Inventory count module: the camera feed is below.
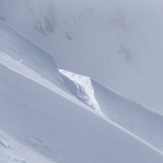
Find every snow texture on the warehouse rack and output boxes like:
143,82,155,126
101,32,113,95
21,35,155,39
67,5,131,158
0,3,163,163
2,0,163,114
59,69,163,154
59,69,101,113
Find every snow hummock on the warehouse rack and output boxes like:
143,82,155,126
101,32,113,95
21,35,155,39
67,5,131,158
59,69,101,113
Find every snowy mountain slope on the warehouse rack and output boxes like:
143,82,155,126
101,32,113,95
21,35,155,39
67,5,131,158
0,20,65,90
0,64,163,163
0,17,163,163
1,0,163,113
92,79,163,152
0,20,89,109
60,69,163,153
59,69,101,113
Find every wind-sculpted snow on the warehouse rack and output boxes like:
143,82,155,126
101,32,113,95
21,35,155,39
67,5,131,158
0,131,55,163
0,22,163,162
0,20,64,89
1,64,163,163
0,0,55,36
60,69,163,154
92,79,163,153
59,69,101,113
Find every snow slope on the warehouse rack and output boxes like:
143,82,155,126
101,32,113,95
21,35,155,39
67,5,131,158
60,69,163,153
0,131,55,163
0,61,163,163
92,79,163,152
0,20,66,90
0,20,89,107
0,17,163,163
1,0,163,114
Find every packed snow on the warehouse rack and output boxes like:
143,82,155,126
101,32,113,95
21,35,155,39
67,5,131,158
59,69,101,113
1,63,163,163
59,69,163,154
0,1,163,163
1,0,163,114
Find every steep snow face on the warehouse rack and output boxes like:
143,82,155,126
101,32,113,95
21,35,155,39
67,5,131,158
1,64,163,163
1,0,163,114
92,79,163,153
0,21,65,90
0,21,89,107
0,51,91,108
59,69,101,113
0,16,163,163
0,52,66,99
60,69,163,153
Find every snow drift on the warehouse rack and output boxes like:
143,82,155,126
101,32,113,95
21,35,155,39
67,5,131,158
60,69,163,153
59,69,101,113
0,8,163,163
1,64,163,163
1,0,163,114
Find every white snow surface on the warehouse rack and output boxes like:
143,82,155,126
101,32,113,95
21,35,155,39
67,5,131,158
0,20,64,89
59,69,163,153
1,0,163,114
59,69,101,113
0,131,55,163
0,8,163,163
0,21,90,109
1,63,163,163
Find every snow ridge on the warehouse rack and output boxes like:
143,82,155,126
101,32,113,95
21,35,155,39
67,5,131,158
59,69,101,113
0,51,90,110
0,20,64,89
0,16,163,162
59,69,163,154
